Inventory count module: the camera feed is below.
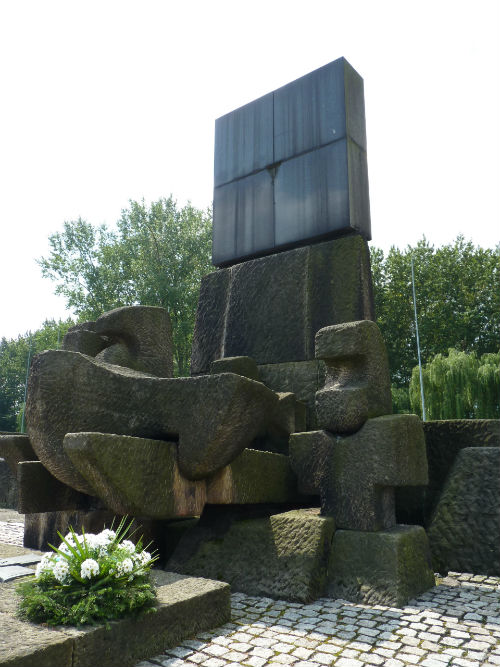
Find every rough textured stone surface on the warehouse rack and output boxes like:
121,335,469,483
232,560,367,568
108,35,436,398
0,570,230,667
258,360,326,430
0,434,37,475
315,320,392,434
23,509,119,551
17,461,92,514
191,235,374,374
253,392,307,455
63,433,302,519
289,415,429,530
26,350,278,492
0,459,17,509
327,525,435,607
63,305,174,378
427,447,500,576
168,508,335,602
210,356,260,380
396,418,500,526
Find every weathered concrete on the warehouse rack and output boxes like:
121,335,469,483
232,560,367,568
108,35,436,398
191,235,374,374
168,508,335,602
17,461,92,514
63,433,302,519
396,418,500,526
427,447,500,576
0,435,37,476
315,320,392,434
0,568,230,667
26,350,279,493
0,459,17,509
257,360,326,430
289,415,429,530
63,305,174,378
210,356,260,380
327,525,435,607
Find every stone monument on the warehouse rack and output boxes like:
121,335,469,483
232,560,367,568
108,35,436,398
0,57,437,606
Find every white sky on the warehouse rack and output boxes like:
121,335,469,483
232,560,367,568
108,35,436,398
1,0,499,340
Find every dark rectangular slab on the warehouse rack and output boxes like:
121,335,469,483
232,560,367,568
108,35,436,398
212,57,370,266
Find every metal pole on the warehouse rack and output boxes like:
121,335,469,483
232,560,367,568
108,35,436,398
20,335,32,433
411,256,426,421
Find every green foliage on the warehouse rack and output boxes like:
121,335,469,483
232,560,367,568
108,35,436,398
409,348,500,419
38,197,212,376
391,385,411,414
17,518,158,627
0,319,74,432
17,576,156,627
370,236,500,387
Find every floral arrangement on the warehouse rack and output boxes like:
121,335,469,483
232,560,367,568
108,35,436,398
17,518,158,626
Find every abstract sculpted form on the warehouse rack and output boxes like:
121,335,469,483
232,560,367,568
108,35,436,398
0,58,444,607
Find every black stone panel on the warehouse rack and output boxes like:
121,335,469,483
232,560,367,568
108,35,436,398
212,58,371,267
273,57,366,162
274,141,350,248
213,170,274,267
214,92,273,187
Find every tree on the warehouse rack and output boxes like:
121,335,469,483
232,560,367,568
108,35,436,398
370,236,500,388
409,348,500,419
0,319,74,432
38,197,213,376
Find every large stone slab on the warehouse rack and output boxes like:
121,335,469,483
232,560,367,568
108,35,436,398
191,235,374,374
26,350,278,493
396,418,500,526
168,508,335,602
289,415,429,530
63,433,302,519
17,461,92,514
315,320,392,434
213,57,370,266
427,447,500,576
62,305,174,378
327,525,435,607
0,569,230,667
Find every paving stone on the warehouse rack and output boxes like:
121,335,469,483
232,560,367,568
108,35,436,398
245,656,267,667
335,659,363,667
311,652,335,664
359,654,385,665
273,655,299,665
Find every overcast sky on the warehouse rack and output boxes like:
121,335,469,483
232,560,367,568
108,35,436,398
1,0,498,340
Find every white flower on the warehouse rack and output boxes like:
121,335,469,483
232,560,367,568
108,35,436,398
53,559,70,583
35,554,54,578
139,550,152,565
120,540,136,554
98,528,116,543
116,558,134,577
80,558,99,579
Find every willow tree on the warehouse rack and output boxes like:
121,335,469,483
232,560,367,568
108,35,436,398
409,348,500,419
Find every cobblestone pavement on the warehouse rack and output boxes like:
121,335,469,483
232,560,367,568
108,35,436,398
1,516,499,667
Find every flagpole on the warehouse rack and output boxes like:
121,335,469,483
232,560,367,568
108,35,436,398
411,256,426,421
